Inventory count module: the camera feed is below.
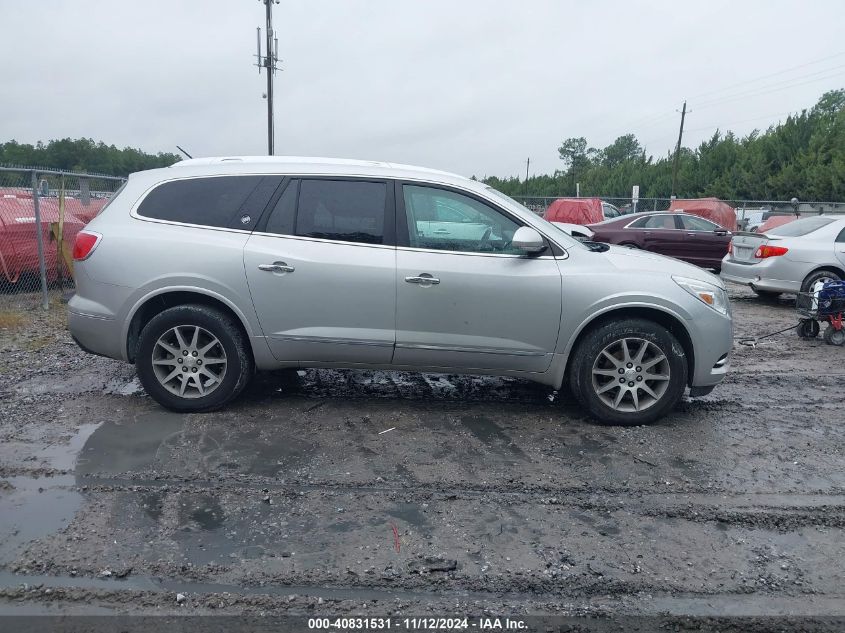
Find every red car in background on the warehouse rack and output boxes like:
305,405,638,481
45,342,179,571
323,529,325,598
0,192,106,285
586,211,732,271
544,197,621,224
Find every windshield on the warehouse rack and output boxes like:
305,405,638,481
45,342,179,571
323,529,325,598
768,216,835,237
483,186,586,249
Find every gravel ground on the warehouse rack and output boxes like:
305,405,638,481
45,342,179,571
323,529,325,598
0,286,844,629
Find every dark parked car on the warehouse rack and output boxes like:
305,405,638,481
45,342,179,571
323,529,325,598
587,212,731,271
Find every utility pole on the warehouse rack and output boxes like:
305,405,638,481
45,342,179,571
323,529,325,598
670,101,688,198
525,157,530,196
256,0,281,155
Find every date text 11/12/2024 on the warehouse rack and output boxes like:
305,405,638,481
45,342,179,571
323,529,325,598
307,617,527,630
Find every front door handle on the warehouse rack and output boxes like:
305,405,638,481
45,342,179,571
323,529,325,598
258,261,295,274
405,273,440,285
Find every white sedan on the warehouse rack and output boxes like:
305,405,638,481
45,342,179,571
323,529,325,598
721,215,845,297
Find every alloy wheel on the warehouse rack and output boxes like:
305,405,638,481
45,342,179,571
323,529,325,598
590,337,671,412
151,325,227,398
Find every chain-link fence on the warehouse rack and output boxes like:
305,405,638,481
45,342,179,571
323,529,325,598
0,166,125,313
513,194,845,224
513,196,845,230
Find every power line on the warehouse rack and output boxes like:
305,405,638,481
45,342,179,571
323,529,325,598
594,53,845,150
687,50,845,101
693,64,845,110
684,109,801,134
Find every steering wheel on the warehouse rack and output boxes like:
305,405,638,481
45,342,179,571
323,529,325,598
479,227,492,250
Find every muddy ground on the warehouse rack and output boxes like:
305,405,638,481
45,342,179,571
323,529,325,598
0,286,843,628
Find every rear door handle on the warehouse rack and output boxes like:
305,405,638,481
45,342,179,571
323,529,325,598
405,273,440,285
258,261,295,274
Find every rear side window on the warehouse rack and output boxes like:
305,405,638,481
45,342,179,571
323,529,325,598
630,214,677,229
768,216,835,237
837,227,845,243
602,203,620,218
262,179,387,245
137,176,278,229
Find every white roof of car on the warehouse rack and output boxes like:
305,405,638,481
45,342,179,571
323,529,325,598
168,155,468,185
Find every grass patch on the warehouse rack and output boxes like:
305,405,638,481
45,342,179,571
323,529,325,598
0,311,26,330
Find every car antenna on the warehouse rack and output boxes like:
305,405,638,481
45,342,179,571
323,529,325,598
176,145,193,159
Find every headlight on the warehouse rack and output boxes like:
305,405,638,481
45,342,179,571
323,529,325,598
673,276,729,315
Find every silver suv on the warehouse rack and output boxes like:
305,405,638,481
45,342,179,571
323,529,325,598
68,157,732,425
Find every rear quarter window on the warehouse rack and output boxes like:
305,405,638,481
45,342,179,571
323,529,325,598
137,175,280,229
768,216,835,237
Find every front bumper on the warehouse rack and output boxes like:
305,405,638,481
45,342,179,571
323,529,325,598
685,300,733,389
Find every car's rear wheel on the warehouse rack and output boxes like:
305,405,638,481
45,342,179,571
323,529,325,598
569,319,688,425
136,304,254,412
800,269,842,294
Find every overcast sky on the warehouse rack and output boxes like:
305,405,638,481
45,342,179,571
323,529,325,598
2,1,845,178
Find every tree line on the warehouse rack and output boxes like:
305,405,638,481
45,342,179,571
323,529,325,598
0,138,180,177
484,89,845,202
3,89,844,201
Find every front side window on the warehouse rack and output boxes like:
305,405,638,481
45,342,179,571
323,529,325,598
137,175,275,229
295,179,386,245
403,185,522,254
679,215,720,231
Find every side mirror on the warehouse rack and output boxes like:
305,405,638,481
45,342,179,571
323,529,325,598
512,226,547,254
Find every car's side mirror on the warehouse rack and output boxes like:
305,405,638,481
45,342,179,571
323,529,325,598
512,226,547,254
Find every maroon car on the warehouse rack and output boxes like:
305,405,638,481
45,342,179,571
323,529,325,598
586,212,731,271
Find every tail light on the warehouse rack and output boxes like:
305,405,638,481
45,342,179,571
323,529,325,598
73,231,102,261
754,244,788,259
727,240,733,255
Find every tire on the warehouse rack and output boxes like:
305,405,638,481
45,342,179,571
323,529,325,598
800,269,842,294
796,319,820,339
569,318,688,426
136,304,254,412
752,287,781,301
823,324,845,346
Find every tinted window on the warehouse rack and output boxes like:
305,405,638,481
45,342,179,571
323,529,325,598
264,180,298,236
295,180,386,245
680,215,720,231
403,185,523,254
138,176,267,228
837,227,845,243
768,216,835,237
602,203,620,218
629,215,676,229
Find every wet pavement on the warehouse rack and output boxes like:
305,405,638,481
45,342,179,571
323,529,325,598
0,286,844,622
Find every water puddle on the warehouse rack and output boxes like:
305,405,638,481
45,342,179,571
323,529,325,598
0,475,80,565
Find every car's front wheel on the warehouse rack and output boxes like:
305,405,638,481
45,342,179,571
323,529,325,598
569,319,688,425
136,304,254,412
